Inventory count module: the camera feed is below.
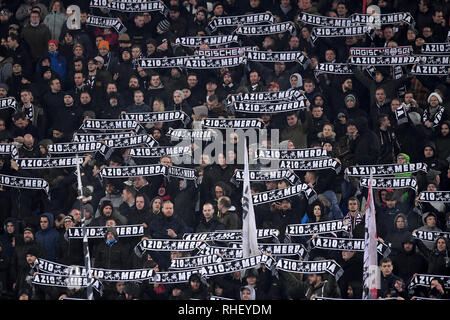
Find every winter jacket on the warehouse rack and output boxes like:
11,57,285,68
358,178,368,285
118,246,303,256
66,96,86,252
195,216,226,233
280,110,313,149
35,213,60,262
20,22,52,61
47,51,67,82
391,240,428,284
43,11,66,41
416,237,450,275
218,206,241,230
93,238,130,270
149,214,187,239
0,59,12,83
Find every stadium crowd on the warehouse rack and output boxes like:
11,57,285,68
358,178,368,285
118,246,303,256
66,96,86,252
0,0,448,300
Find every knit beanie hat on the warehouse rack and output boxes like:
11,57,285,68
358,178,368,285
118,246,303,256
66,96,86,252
157,19,170,32
98,40,110,51
427,92,443,104
48,39,58,48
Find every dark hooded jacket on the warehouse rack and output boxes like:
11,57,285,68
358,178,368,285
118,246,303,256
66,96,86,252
93,227,130,269
349,117,380,165
416,236,450,275
35,213,60,262
0,217,20,258
391,238,428,284
384,213,412,256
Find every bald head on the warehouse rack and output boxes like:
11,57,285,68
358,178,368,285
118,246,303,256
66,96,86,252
23,134,34,148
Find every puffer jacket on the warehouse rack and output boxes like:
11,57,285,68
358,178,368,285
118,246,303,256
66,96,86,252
35,213,60,262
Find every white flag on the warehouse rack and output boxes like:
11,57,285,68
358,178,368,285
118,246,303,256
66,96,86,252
242,139,259,259
363,172,380,299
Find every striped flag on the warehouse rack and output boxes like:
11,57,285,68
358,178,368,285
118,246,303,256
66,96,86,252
242,139,259,259
363,172,379,299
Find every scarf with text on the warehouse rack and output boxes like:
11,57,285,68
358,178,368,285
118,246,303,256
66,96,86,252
47,142,108,156
0,143,18,160
121,111,190,126
232,100,306,114
175,35,239,47
245,50,308,65
201,118,265,129
67,225,145,239
182,229,280,241
285,220,349,236
72,132,136,143
298,13,355,27
103,134,158,149
81,119,144,133
16,157,84,169
231,169,301,187
359,177,417,192
235,22,295,36
207,13,276,32
349,55,419,65
170,255,223,270
166,128,217,142
421,43,450,55
129,146,192,158
349,46,412,57
278,158,341,173
412,230,450,242
255,148,329,160
276,258,344,280
311,26,369,43
408,274,450,292
86,15,127,34
197,46,257,58
199,254,276,277
226,90,305,105
418,191,450,202
345,163,427,177
0,174,49,195
411,65,449,76
251,184,317,205
394,105,409,125
310,236,391,257
315,63,353,75
0,97,17,110
134,239,203,257
89,0,168,15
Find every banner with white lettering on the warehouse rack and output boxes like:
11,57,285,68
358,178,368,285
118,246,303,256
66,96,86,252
103,134,158,149
279,158,341,173
227,90,305,105
346,163,427,177
17,157,84,169
48,142,108,155
86,15,127,34
315,63,353,75
285,220,348,236
421,43,450,55
0,174,49,194
207,13,276,31
252,184,317,206
235,22,295,35
81,119,144,133
298,12,355,27
350,46,412,57
231,169,301,187
184,56,246,69
418,191,450,202
89,0,168,15
350,12,414,25
0,97,17,110
99,164,167,179
245,50,308,64
182,229,280,241
201,118,265,129
408,274,450,291
134,239,203,257
311,26,369,42
67,225,145,239
417,55,450,65
175,35,239,47
148,270,202,284
412,230,450,242
72,132,136,143
121,111,190,126
197,46,256,58
195,242,243,260
167,128,217,142
255,148,329,160
411,65,449,76
359,177,417,191
199,255,276,277
394,105,409,125
129,146,191,158
275,258,344,280
350,55,420,65
170,255,223,270
233,100,306,114
0,143,18,160
311,236,391,257
137,56,186,69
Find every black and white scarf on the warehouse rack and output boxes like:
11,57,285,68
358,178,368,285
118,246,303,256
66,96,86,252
170,255,223,270
418,191,450,202
121,111,190,125
100,164,168,179
408,274,450,291
67,225,145,239
195,242,243,260
394,105,409,124
86,15,127,34
175,35,239,47
227,90,305,105
233,100,306,114
346,163,427,177
235,22,295,35
298,12,355,27
199,254,276,277
0,97,17,110
103,134,158,149
255,148,329,160
48,142,108,156
197,46,257,58
129,146,191,158
0,143,18,160
72,132,136,143
201,118,265,129
231,169,301,187
279,158,341,173
207,12,276,31
350,12,414,25
137,56,187,69
422,105,446,127
416,55,450,65
276,258,344,280
359,177,417,191
245,50,308,64
350,46,412,57
184,56,246,69
252,184,317,205
311,236,391,257
182,229,280,241
0,174,49,194
311,26,369,42
16,157,84,169
349,55,419,65
412,230,450,242
81,119,144,133
89,0,168,15
134,239,202,257
315,63,353,75
166,128,217,142
285,220,347,236
411,65,449,76
421,43,450,55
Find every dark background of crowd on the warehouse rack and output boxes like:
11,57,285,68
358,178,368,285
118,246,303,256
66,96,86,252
0,0,448,301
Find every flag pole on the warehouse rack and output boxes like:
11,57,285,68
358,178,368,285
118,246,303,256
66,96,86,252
75,154,94,300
